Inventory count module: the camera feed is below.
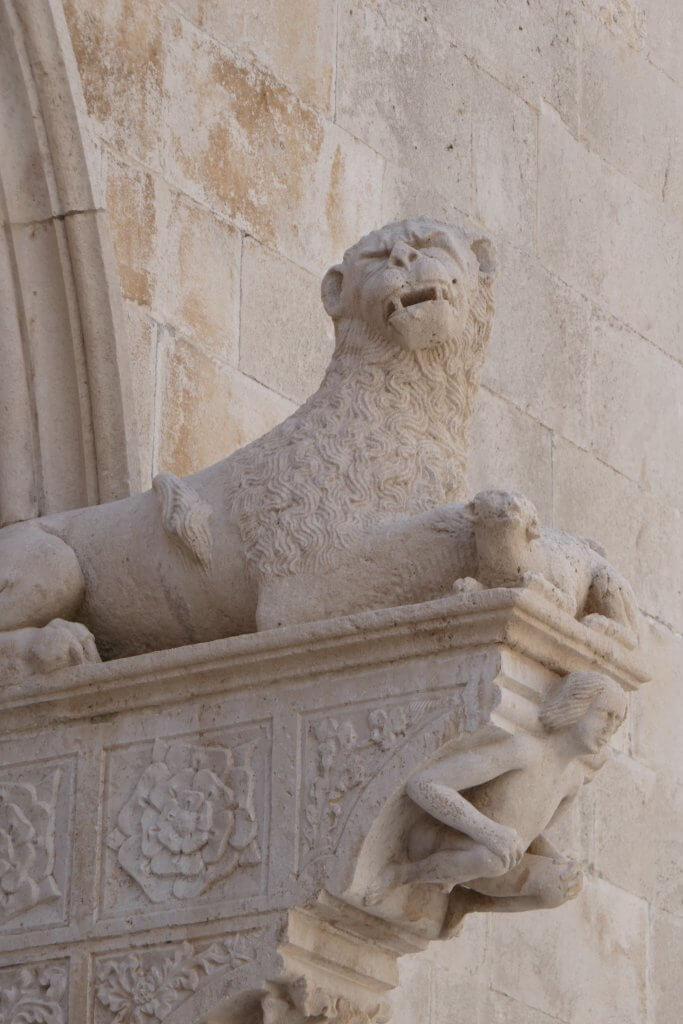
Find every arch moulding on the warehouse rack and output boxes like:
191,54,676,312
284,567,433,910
0,0,140,526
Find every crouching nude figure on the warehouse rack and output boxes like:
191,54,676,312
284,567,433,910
375,672,626,911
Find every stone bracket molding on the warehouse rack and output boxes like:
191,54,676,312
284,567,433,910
0,592,647,1021
0,0,140,525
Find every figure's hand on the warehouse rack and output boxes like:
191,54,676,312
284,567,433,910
485,825,526,872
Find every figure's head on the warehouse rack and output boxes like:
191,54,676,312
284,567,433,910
539,672,627,754
321,217,495,352
468,489,540,540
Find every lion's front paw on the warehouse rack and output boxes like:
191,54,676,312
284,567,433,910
521,572,576,616
29,619,101,674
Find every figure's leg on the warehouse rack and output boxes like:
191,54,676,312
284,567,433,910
370,839,507,899
0,522,99,681
467,852,582,909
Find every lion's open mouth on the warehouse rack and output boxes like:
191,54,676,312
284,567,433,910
385,282,452,321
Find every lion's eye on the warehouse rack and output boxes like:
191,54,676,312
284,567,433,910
360,249,390,260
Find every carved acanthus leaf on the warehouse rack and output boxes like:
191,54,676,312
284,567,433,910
95,933,257,1023
302,698,460,868
0,964,67,1024
263,977,390,1024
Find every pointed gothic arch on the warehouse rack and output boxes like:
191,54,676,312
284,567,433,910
0,0,140,526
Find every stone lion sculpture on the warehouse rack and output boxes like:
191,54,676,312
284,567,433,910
0,217,638,680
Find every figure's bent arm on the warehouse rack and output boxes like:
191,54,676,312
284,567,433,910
406,773,510,850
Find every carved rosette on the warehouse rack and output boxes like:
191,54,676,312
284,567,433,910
94,933,257,1023
107,738,261,902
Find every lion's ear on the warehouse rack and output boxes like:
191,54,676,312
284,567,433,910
470,238,496,277
321,264,345,318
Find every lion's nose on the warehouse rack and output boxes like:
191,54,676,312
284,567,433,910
388,240,420,269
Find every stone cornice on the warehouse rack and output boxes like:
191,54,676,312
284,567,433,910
0,588,648,737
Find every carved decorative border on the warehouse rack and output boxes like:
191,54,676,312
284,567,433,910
0,755,75,933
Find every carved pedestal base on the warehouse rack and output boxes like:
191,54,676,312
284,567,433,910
0,590,647,1023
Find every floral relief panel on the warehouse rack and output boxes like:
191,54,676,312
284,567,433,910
100,726,270,919
0,757,74,932
92,932,258,1024
0,961,68,1024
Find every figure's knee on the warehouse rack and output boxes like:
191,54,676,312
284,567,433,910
0,523,84,629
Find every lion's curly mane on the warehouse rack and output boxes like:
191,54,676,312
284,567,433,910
230,272,494,581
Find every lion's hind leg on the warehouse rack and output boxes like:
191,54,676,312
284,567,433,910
0,522,99,681
0,522,84,629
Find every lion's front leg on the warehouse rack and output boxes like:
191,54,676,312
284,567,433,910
582,563,639,648
0,620,100,684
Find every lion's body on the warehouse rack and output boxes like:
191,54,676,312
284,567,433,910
0,218,637,678
6,292,490,658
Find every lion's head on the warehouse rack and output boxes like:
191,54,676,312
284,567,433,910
321,217,495,354
232,218,496,581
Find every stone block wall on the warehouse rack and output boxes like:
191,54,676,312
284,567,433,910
61,1,682,1020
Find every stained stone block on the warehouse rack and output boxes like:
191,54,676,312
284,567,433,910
632,622,683,782
122,300,158,488
588,313,683,511
105,155,159,309
427,0,580,132
336,0,473,217
651,909,683,1024
488,877,649,1024
641,0,683,88
161,13,383,275
471,65,537,251
171,0,337,114
585,752,658,902
580,14,683,209
156,190,241,367
482,246,592,448
239,239,334,403
467,387,553,526
64,0,165,172
158,333,294,476
538,104,683,363
552,439,683,632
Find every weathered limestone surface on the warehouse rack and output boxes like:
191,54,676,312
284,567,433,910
1,0,681,1021
0,589,648,1022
